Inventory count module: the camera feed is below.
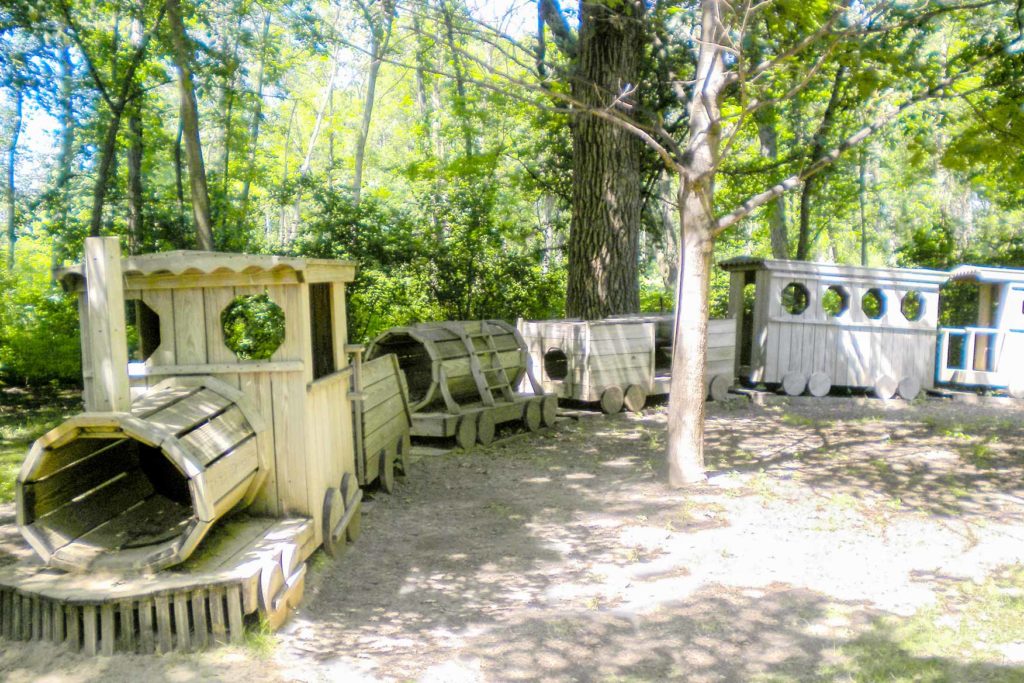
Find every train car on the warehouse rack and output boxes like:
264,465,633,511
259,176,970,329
518,314,737,413
935,265,1024,398
720,257,948,399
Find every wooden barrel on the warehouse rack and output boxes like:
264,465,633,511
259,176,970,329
17,376,266,573
366,320,528,412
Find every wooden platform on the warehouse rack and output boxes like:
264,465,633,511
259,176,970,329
411,394,556,449
0,515,314,654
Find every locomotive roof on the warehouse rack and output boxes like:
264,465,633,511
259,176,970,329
718,257,947,288
946,264,1024,285
55,250,357,291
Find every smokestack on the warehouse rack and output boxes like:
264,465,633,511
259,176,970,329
83,236,131,413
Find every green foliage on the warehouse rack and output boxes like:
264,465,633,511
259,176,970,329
0,241,80,385
221,293,286,361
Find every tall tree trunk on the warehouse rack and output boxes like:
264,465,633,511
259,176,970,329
755,108,789,259
127,103,144,253
439,0,475,158
564,0,645,318
219,15,243,219
796,66,846,260
166,0,214,250
89,109,124,237
239,12,271,231
859,148,869,266
56,44,75,219
353,2,394,206
299,49,340,177
174,113,186,232
6,85,23,271
666,0,726,486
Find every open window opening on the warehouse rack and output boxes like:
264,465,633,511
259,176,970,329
862,288,887,320
781,282,810,315
125,299,161,362
309,283,336,380
822,285,849,318
543,348,569,380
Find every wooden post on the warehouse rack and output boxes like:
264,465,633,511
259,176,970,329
84,237,131,413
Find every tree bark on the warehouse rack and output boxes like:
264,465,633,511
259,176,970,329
353,0,395,205
754,108,789,259
796,66,846,260
6,85,23,271
564,0,645,319
127,103,144,253
666,0,726,486
166,0,214,251
174,115,186,232
239,11,271,231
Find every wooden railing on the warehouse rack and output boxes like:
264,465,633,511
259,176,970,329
936,326,1014,386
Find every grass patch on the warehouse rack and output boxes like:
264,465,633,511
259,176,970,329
821,564,1024,681
0,388,80,503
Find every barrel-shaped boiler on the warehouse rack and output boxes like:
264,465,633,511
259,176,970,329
366,320,528,412
17,377,265,573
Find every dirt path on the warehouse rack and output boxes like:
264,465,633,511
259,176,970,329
3,398,1024,682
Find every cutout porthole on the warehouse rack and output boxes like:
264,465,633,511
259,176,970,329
822,285,849,317
221,293,286,360
901,290,925,321
543,348,569,380
781,282,810,315
862,288,886,320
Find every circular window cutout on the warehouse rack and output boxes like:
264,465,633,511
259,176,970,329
861,288,886,320
543,348,569,380
781,282,810,315
822,285,849,317
901,290,925,321
221,293,286,360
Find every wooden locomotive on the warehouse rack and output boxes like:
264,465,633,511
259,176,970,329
1,238,409,654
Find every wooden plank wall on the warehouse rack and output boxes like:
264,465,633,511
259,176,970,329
755,272,940,388
706,318,736,381
583,322,655,401
517,320,586,399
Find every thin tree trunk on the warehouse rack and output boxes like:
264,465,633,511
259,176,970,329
796,66,846,260
353,2,394,206
299,49,340,177
755,108,789,259
666,0,726,486
89,109,124,237
859,148,868,266
6,86,23,270
439,0,475,158
239,12,271,231
219,16,243,214
564,0,645,318
56,44,75,219
174,115,185,231
127,103,144,254
166,0,214,250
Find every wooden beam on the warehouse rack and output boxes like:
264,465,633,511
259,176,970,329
84,237,131,413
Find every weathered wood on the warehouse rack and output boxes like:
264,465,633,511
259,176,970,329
623,385,647,412
807,371,831,398
83,238,132,413
872,374,898,400
707,374,732,402
191,590,209,649
897,375,921,400
100,603,115,656
82,604,98,656
476,410,496,445
781,371,808,396
600,386,624,415
208,587,227,644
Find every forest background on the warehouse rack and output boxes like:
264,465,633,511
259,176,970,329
0,0,1022,386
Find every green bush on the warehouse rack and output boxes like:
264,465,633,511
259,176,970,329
221,293,287,361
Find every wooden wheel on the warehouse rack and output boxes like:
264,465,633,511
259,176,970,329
477,410,496,445
321,487,345,558
541,395,558,427
872,375,897,400
455,415,476,450
341,472,361,542
807,372,831,398
523,399,542,432
897,375,921,401
379,449,395,494
707,375,732,402
781,371,808,397
624,385,647,412
599,386,624,415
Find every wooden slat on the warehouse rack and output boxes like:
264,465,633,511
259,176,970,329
180,406,253,465
226,585,244,644
83,605,98,656
138,598,155,653
209,587,227,644
100,603,116,655
195,439,259,521
145,389,233,435
120,601,135,652
52,601,64,643
191,590,209,649
173,593,191,651
68,493,191,553
24,441,139,517
66,604,80,651
172,288,207,365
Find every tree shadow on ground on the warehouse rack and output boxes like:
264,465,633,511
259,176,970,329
289,402,1024,681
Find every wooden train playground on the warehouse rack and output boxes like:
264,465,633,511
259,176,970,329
0,238,1022,656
